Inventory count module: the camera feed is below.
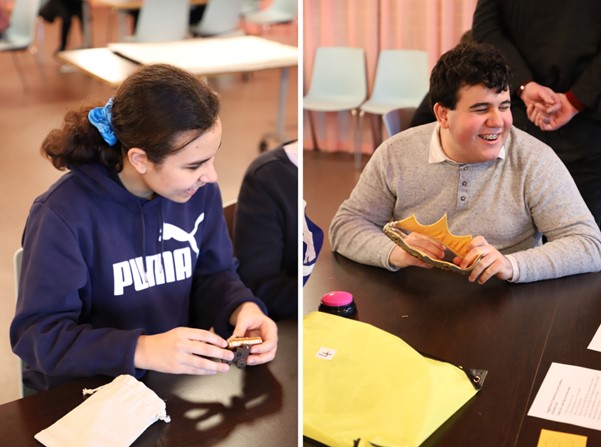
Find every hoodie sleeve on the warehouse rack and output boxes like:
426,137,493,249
189,184,267,337
10,202,144,390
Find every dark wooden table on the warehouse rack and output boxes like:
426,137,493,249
0,320,297,447
303,151,601,446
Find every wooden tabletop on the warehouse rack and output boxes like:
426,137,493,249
0,319,297,446
303,151,601,446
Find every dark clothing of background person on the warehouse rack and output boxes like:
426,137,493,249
472,0,601,227
39,0,82,52
409,92,435,128
234,144,298,321
409,31,473,129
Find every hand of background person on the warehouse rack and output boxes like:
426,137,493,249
528,93,580,131
134,327,234,375
454,236,513,284
388,232,446,269
229,302,278,366
520,81,561,116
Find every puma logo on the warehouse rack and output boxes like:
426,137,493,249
161,213,205,257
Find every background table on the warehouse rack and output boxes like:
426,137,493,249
303,151,601,446
0,320,297,446
56,36,298,148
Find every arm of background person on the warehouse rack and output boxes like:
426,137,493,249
568,48,601,112
234,160,297,321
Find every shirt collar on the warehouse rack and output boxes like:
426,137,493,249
283,141,298,167
428,122,506,164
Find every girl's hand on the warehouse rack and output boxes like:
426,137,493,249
230,302,278,366
134,327,234,375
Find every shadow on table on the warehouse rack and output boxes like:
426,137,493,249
133,365,284,446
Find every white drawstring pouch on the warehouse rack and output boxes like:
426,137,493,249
35,374,171,447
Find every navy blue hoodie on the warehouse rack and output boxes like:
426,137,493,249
10,163,265,391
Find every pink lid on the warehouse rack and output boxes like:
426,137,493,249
321,291,353,307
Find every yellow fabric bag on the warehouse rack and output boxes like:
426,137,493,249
303,312,483,447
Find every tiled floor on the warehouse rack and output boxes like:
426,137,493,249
0,7,297,404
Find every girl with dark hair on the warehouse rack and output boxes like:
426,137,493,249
11,64,278,392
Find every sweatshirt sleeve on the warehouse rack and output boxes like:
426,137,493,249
189,184,267,337
329,144,400,269
10,203,144,389
508,144,601,282
568,49,601,111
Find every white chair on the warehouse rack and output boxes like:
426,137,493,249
0,0,43,89
303,46,367,170
190,0,244,37
13,247,22,304
132,0,190,42
241,0,261,15
243,0,297,31
359,49,429,147
382,108,401,138
382,107,423,138
13,247,24,398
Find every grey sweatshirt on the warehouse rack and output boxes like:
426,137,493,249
330,123,601,282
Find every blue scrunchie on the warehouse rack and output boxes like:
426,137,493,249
88,98,117,146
